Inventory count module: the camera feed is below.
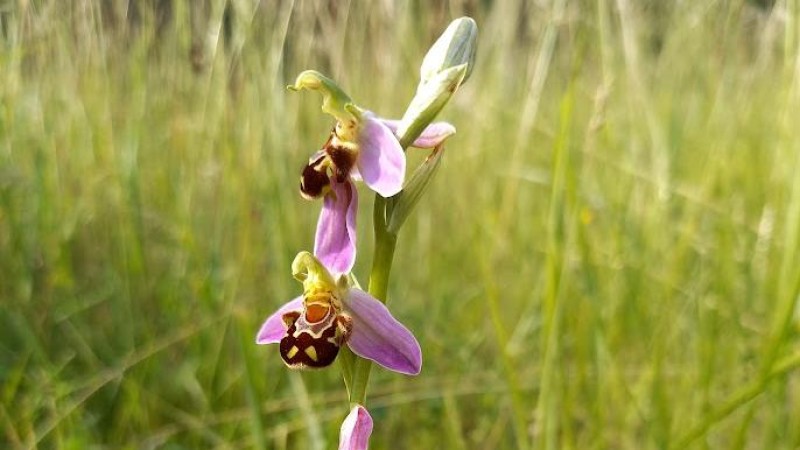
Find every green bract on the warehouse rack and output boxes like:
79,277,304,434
387,145,445,234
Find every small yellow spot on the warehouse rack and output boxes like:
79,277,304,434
305,346,318,362
286,346,299,359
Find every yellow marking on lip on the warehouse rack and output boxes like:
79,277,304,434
305,346,318,362
286,346,299,359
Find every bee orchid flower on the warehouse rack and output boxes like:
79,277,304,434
255,252,422,375
292,70,455,275
291,70,407,201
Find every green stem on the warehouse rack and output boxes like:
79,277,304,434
340,88,433,407
345,195,397,406
368,197,397,301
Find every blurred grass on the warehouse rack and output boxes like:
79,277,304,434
1,0,800,448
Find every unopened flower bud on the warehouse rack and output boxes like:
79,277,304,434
395,64,467,147
420,17,478,86
395,17,477,147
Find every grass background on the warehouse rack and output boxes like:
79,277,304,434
2,0,800,448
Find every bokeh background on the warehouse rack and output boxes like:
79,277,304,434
2,0,800,448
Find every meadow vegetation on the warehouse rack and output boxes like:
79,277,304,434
1,0,800,448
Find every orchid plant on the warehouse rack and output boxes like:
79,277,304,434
256,18,477,449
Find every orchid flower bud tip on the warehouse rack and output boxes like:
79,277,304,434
420,17,478,86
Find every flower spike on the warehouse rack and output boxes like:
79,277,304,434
257,16,477,448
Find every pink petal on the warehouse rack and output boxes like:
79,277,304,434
344,289,422,375
339,405,373,450
356,116,405,197
380,119,456,149
314,177,358,275
255,297,304,344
